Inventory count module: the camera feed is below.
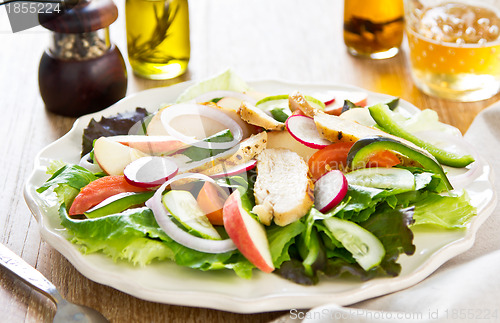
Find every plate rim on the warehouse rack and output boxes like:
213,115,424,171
23,79,497,313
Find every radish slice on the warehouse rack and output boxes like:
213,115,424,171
193,90,257,105
145,173,237,253
314,170,348,213
124,156,179,188
160,103,243,150
79,153,102,173
285,115,332,149
211,160,257,178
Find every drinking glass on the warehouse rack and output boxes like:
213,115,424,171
343,0,405,59
405,0,500,101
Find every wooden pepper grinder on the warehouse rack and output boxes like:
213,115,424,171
38,0,128,117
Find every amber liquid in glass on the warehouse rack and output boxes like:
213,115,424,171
343,0,404,59
126,0,190,80
407,2,500,101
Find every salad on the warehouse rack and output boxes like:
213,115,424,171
36,70,478,285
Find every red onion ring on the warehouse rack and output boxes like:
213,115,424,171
145,173,237,253
79,153,102,173
193,90,257,105
160,103,243,150
413,130,482,190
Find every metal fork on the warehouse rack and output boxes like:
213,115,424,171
0,243,109,323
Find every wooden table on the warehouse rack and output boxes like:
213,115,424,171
1,1,498,322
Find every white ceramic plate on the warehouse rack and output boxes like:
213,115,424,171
24,80,496,313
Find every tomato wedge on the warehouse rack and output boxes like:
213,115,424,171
196,181,229,225
308,142,401,180
308,142,354,180
69,175,149,215
366,150,401,168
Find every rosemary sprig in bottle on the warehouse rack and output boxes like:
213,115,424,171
128,0,181,62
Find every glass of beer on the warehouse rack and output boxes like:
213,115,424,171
405,0,500,101
125,0,190,80
343,0,405,59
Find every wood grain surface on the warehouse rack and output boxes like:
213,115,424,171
1,1,499,322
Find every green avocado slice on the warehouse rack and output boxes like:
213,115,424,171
346,136,453,190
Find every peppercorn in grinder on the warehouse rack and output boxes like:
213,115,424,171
38,0,127,117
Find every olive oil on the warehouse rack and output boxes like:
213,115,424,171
126,0,190,80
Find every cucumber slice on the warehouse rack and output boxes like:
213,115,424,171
323,217,385,271
345,167,415,192
255,94,289,110
162,190,221,240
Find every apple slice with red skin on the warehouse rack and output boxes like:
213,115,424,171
223,190,275,273
93,137,147,175
109,135,189,155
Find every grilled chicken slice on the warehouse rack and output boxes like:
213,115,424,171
314,112,389,143
266,130,318,162
180,131,268,177
289,91,319,117
252,148,314,226
239,102,285,131
314,112,434,159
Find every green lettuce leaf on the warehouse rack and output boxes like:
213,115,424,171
37,164,97,193
274,259,317,285
37,164,97,207
274,210,327,284
59,205,174,265
296,227,327,282
327,184,400,222
322,206,415,280
326,170,447,223
267,221,305,267
46,160,68,175
58,205,255,278
359,206,415,276
412,191,477,228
